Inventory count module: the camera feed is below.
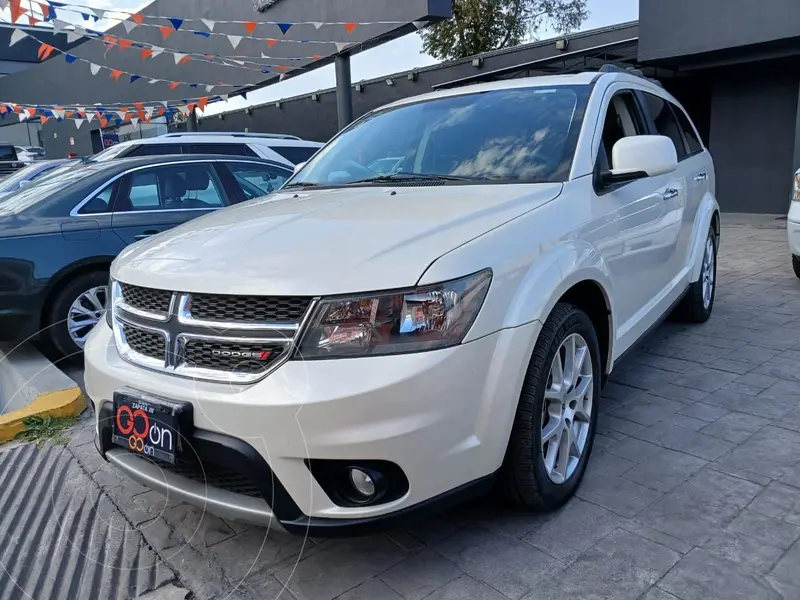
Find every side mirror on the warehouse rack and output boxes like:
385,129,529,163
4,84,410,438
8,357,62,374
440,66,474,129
18,179,32,188
293,161,306,175
601,135,678,186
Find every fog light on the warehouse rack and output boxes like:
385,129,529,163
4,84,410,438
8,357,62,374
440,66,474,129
349,468,376,498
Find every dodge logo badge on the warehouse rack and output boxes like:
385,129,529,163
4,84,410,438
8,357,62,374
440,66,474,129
212,349,272,361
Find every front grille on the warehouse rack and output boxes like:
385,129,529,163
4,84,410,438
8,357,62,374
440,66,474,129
163,456,264,498
183,340,285,374
123,325,164,361
189,294,311,323
120,283,172,314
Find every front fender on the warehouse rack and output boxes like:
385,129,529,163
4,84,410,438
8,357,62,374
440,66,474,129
688,192,720,281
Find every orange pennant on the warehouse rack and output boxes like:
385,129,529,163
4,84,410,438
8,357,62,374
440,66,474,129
197,97,208,111
243,21,258,35
137,110,145,120
187,103,197,114
39,1,51,19
178,55,191,65
119,38,134,50
28,15,41,26
109,69,123,81
25,108,35,118
104,35,118,47
9,0,26,23
277,65,288,71
37,43,56,61
140,48,153,60
0,106,7,115
64,111,73,118
168,81,180,90
344,22,358,34
131,13,144,25
159,26,173,39
75,111,86,119
100,117,108,128
40,115,49,125
312,53,323,60
12,104,22,114
158,107,165,116
267,39,277,48
134,102,144,112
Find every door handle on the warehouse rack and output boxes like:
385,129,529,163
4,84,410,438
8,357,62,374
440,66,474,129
134,230,160,241
694,172,708,182
661,188,680,201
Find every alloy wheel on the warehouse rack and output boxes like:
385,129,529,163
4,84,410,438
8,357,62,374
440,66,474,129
702,235,715,309
541,333,594,484
67,286,107,348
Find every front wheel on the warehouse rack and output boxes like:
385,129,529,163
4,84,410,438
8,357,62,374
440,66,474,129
501,303,601,511
674,226,717,323
792,256,800,279
45,271,108,360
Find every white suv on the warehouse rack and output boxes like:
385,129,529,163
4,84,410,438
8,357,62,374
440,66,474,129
90,132,323,167
85,71,719,535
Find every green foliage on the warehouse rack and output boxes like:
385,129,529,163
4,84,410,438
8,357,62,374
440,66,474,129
420,0,589,61
15,415,78,448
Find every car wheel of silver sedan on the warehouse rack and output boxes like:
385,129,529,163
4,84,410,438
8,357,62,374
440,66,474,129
46,270,109,360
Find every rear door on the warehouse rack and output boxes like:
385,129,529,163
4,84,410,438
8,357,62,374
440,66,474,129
110,162,233,245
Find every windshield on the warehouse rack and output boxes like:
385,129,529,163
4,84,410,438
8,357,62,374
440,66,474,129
0,161,65,192
0,163,110,215
292,85,589,187
90,143,132,162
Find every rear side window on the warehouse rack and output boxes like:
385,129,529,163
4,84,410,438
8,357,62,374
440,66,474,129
642,93,687,159
0,146,18,161
78,185,114,215
673,107,703,155
269,146,318,165
186,143,257,157
127,144,182,157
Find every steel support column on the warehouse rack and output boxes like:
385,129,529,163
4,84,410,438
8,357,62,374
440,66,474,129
335,53,353,130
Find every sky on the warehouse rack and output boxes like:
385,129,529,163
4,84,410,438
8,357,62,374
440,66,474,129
0,0,639,114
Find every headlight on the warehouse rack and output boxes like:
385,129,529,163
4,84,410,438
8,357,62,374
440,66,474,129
106,276,118,328
296,269,492,359
793,172,800,201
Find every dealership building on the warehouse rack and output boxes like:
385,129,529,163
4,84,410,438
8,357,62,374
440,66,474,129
7,0,800,214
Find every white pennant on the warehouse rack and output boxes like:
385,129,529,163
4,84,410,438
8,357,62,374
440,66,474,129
219,94,228,102
74,118,84,129
159,101,169,108
312,22,323,29
52,109,66,119
227,35,242,49
279,74,287,82
9,29,27,47
335,42,350,52
413,21,427,30
18,112,27,122
201,19,215,31
229,59,244,65
122,20,137,33
147,78,160,84
151,46,165,58
52,19,69,34
75,106,85,113
205,84,215,93
66,30,84,43
116,110,127,120
173,52,187,64
0,0,8,9
131,117,139,127
85,112,95,123
178,106,190,116
145,106,154,118
93,8,105,20
89,63,101,75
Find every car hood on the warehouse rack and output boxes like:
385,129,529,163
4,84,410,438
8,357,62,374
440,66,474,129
113,183,563,295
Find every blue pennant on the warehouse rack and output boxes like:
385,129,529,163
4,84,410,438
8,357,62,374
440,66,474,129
48,1,65,6
193,31,211,38
43,109,53,117
64,54,78,64
44,6,56,21
168,18,184,31
261,67,271,73
81,12,91,20
277,23,293,35
130,75,141,83
189,84,198,88
96,107,105,116
240,92,247,100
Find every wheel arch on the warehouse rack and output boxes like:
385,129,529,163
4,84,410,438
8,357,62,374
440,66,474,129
40,257,114,328
689,193,721,281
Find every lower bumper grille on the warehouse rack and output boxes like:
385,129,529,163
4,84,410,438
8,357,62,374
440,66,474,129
167,456,263,498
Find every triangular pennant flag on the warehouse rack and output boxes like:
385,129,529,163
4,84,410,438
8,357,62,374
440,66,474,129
219,94,228,102
52,108,65,119
312,53,323,60
25,107,35,118
93,8,104,20
205,84,215,93
122,19,137,33
140,48,153,60
193,31,211,38
413,21,426,30
229,59,244,65
0,0,7,9
9,29,27,47
227,35,242,49
335,42,349,52
52,18,67,33
134,102,144,112
168,81,180,90
243,21,258,35
90,63,101,75
99,117,108,128
145,106,154,118
177,105,190,116
116,110,128,120
267,38,277,48
279,73,287,82
9,0,26,23
277,65,288,72
151,46,164,58
167,17,183,31
103,35,118,47
40,115,49,125
131,13,143,25
28,15,41,27
18,112,27,122
198,97,208,111
276,23,293,35
74,118,84,129
173,52,186,64
64,54,78,65
40,1,52,20
179,55,191,65
312,22,323,29
240,92,247,100
75,106,84,113
148,79,160,84
129,75,141,83
131,117,139,127
119,38,133,50
159,100,168,108
38,43,56,61
201,18,215,31
344,22,358,34
85,111,94,122
66,30,84,43
109,69,123,81
159,26,173,39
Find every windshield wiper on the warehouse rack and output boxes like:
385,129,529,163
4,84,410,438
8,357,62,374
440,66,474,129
344,172,490,185
282,181,322,189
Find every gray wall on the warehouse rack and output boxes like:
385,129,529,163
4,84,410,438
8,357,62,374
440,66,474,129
639,0,800,62
707,65,799,214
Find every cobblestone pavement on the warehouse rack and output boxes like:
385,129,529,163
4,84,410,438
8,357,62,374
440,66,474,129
5,215,800,600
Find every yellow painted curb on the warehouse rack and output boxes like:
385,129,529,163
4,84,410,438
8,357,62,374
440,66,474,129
0,388,86,443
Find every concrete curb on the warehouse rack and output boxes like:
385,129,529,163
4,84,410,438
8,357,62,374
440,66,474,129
0,344,85,443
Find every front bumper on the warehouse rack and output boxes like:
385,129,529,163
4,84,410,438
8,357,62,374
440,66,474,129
788,202,800,256
85,319,540,534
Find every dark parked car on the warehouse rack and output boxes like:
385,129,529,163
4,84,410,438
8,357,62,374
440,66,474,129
0,158,79,196
0,154,292,358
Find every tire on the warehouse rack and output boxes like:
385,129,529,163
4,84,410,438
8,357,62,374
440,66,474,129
45,270,109,360
793,256,800,279
501,303,602,511
674,226,717,323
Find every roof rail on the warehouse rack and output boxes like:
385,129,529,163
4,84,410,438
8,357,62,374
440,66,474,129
598,64,663,87
161,132,302,140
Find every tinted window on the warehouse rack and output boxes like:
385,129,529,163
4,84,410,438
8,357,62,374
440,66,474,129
116,164,228,213
90,143,135,162
228,163,291,199
598,92,647,172
0,146,18,161
642,93,687,158
127,144,182,157
293,86,589,185
186,143,256,157
673,107,703,155
78,185,114,215
269,146,318,164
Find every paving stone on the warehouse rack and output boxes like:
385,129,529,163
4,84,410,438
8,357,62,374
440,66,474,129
162,545,230,600
339,578,403,600
601,382,644,403
723,372,780,396
754,356,800,382
677,402,730,422
701,531,784,574
645,383,710,404
660,549,781,600
520,530,680,600
624,449,708,493
671,345,732,366
722,345,781,366
633,422,736,461
434,526,562,599
275,537,407,600
610,365,678,391
238,576,299,600
726,509,800,550
577,471,663,518
598,415,647,437
640,588,682,600
717,425,800,479
604,437,664,465
618,520,694,555
160,504,237,549
768,540,800,591
707,358,753,375
702,389,797,419
609,394,686,427
522,499,625,561
423,576,507,600
630,354,701,374
468,504,554,539
379,550,461,600
671,367,740,393
700,412,771,443
749,481,800,526
760,378,800,403
385,529,426,553
708,462,774,487
665,414,708,431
